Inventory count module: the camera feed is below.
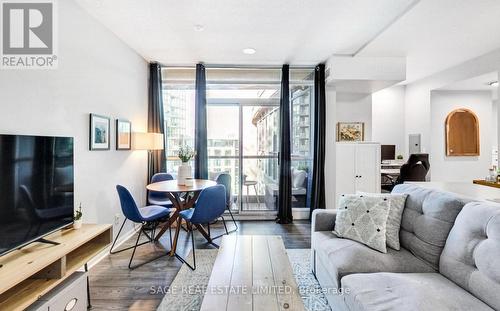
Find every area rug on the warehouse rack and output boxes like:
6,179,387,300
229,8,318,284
156,249,331,311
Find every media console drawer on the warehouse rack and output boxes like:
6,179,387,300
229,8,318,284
28,272,87,311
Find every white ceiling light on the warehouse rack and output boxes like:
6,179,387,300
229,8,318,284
487,81,499,87
242,48,256,55
194,24,204,32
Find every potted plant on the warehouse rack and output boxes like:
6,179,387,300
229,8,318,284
177,145,195,185
73,204,83,229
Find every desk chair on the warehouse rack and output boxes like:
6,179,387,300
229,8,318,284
382,154,430,192
111,185,174,269
176,185,227,270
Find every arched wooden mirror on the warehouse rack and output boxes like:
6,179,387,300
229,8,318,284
445,108,480,156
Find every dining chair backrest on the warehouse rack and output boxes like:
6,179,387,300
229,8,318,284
151,173,174,183
190,185,226,225
116,185,143,223
148,173,174,202
215,173,231,208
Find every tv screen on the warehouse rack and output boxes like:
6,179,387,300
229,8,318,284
0,134,74,256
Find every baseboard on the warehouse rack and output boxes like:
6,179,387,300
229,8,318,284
85,226,140,269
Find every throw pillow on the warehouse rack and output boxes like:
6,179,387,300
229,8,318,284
334,194,391,253
357,192,408,250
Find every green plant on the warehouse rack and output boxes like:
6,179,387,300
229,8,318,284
74,204,82,221
297,164,309,173
178,145,196,163
396,154,404,160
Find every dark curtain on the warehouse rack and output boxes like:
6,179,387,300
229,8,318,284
194,63,208,179
276,64,293,224
310,64,326,216
147,63,166,182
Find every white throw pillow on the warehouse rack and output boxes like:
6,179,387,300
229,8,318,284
292,169,307,188
357,192,408,250
334,194,391,253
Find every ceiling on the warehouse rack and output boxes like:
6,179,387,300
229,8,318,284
75,0,415,64
438,72,498,99
76,0,500,83
359,0,500,82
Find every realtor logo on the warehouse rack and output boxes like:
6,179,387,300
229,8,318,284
1,0,57,69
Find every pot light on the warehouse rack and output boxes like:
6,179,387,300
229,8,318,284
194,24,205,32
242,48,256,55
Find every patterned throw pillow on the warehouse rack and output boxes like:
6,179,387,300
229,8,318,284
357,192,408,250
334,194,391,253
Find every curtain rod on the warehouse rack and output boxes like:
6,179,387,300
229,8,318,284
157,63,317,70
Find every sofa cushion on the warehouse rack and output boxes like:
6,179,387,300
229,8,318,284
440,202,500,310
312,231,434,288
341,272,493,311
392,184,469,269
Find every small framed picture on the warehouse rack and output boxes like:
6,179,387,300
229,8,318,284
89,113,111,150
116,119,132,150
337,122,365,142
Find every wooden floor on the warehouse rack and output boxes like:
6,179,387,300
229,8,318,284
89,220,311,311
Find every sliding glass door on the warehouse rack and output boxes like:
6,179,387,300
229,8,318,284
163,66,314,216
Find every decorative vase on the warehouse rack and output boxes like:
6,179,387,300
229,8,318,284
177,163,192,185
73,219,82,229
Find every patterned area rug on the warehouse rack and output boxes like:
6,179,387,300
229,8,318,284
156,249,331,311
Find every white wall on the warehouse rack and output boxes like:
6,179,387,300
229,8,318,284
372,86,406,156
335,93,372,141
0,0,148,238
404,48,500,157
430,91,492,181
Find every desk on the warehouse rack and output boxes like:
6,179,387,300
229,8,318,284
147,179,217,256
381,168,400,175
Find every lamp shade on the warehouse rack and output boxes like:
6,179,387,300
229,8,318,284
133,132,164,150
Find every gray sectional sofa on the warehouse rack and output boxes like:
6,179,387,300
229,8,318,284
311,183,500,311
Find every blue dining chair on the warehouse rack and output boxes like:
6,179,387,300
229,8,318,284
110,185,174,269
176,184,227,270
148,173,174,207
215,173,238,234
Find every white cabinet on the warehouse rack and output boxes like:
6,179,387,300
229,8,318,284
335,142,381,201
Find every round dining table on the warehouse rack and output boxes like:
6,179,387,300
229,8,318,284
146,179,217,256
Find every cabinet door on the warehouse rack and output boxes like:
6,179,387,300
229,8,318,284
355,144,381,193
336,144,357,197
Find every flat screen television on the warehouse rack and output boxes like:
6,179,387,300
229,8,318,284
0,134,74,256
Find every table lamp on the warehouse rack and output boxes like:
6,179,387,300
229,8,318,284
133,132,165,180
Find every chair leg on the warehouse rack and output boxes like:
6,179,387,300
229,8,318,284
222,216,229,235
109,219,126,254
110,220,154,255
211,216,230,241
226,205,238,233
254,184,260,206
128,228,143,269
174,223,197,270
128,224,170,270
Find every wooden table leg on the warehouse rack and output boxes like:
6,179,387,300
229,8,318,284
194,224,213,244
154,192,182,242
